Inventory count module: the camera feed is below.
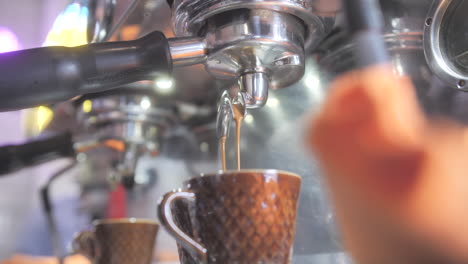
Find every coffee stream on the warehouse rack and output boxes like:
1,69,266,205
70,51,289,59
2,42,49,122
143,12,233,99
219,101,245,171
232,102,245,170
220,136,227,171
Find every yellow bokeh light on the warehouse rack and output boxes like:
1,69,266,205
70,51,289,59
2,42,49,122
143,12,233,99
43,3,89,47
82,100,93,113
36,106,54,132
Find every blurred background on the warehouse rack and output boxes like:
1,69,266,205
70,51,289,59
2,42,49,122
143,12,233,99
0,0,69,258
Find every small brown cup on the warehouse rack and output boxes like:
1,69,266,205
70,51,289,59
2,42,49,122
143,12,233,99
157,170,301,264
72,218,159,264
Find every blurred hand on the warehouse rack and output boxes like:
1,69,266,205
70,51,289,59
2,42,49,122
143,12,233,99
308,66,468,264
1,255,90,264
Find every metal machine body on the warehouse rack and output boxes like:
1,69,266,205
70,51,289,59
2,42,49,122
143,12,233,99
65,0,341,190
75,88,178,186
424,0,468,93
318,0,468,122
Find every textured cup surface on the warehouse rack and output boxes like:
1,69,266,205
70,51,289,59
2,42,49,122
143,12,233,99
172,170,301,264
75,219,158,264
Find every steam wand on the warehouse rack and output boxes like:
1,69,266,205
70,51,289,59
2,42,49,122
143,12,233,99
342,0,390,67
40,161,78,264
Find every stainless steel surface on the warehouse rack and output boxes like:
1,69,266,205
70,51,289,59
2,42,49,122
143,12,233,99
239,72,270,109
75,90,178,181
170,0,339,109
202,9,305,89
318,0,468,122
91,0,339,108
168,37,207,67
319,0,431,75
171,0,336,50
424,0,468,91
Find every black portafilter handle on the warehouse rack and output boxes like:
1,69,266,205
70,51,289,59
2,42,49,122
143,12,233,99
0,132,75,175
0,31,171,111
342,0,390,67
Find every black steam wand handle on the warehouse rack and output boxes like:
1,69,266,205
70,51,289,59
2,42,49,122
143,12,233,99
343,0,390,67
0,132,75,175
0,31,171,111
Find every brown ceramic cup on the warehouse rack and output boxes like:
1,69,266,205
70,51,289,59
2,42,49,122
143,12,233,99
157,170,301,264
72,218,159,264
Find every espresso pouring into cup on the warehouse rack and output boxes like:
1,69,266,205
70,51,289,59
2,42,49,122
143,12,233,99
167,73,303,263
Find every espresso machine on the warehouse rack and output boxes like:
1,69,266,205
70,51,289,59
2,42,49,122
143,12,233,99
2,0,468,262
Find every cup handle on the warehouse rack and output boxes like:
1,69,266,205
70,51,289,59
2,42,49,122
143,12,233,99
157,190,207,263
72,230,100,262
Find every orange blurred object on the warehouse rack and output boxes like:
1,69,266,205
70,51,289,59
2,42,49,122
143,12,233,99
75,139,126,153
308,66,468,264
102,140,126,152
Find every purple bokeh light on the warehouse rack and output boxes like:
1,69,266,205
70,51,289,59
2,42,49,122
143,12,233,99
0,27,21,53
